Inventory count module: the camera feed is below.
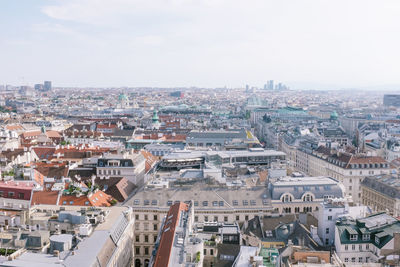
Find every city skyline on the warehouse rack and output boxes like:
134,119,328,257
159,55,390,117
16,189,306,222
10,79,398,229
1,0,400,90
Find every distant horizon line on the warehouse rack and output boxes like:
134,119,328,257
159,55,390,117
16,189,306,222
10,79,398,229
2,83,400,92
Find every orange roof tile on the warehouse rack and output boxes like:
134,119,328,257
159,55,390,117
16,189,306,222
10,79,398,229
59,190,112,207
153,202,189,267
140,150,158,173
5,125,24,131
31,191,59,206
22,130,61,138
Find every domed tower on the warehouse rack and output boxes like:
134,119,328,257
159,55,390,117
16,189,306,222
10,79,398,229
330,110,338,121
117,93,129,108
152,110,160,129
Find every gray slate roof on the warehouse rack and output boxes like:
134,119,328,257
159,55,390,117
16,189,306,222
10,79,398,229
269,176,344,200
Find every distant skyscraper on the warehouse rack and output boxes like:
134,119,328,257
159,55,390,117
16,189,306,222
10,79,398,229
267,80,274,90
263,84,267,90
170,91,183,98
34,84,43,90
245,84,249,91
43,81,52,91
383,94,400,107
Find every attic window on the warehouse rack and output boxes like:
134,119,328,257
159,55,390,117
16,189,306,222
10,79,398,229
350,234,358,241
85,201,89,205
63,201,67,205
69,201,74,204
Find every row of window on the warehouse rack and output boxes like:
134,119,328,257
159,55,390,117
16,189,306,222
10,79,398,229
135,214,158,221
344,243,370,251
155,199,268,207
135,234,157,243
348,233,370,242
344,257,369,263
98,169,121,175
281,193,334,203
135,222,158,231
135,246,150,256
194,214,250,222
348,163,388,169
133,199,158,206
283,206,313,213
0,191,25,199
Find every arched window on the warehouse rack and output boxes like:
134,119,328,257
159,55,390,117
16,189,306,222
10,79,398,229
281,194,293,203
302,193,314,202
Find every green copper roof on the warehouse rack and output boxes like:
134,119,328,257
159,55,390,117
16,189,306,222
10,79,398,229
118,93,128,101
152,110,159,122
330,110,338,120
336,213,400,249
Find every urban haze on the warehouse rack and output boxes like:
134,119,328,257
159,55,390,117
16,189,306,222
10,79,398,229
0,1,400,267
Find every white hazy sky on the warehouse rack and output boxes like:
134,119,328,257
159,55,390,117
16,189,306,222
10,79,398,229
1,0,400,89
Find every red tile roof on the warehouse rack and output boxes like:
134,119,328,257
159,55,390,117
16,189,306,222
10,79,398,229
140,150,159,173
31,191,59,206
34,162,69,179
60,190,112,207
22,130,61,138
153,202,189,267
32,147,56,160
96,124,117,129
31,189,112,207
5,125,24,131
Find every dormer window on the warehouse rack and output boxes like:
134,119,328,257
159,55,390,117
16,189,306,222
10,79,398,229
350,234,358,241
362,234,370,241
375,236,380,244
282,194,292,202
302,194,313,202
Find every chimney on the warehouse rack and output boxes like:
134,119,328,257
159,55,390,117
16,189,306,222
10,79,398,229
91,175,96,189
